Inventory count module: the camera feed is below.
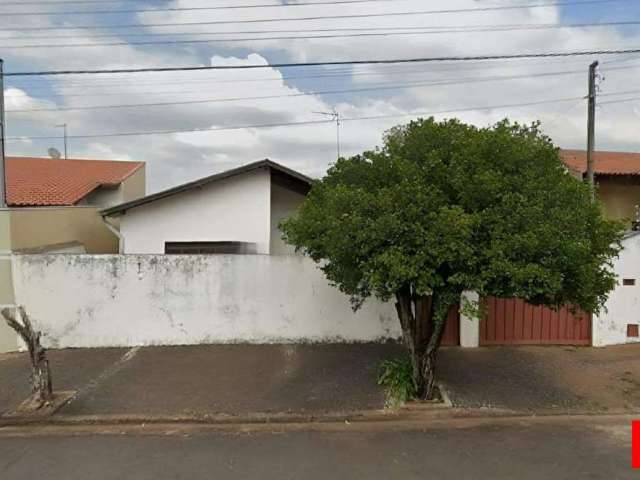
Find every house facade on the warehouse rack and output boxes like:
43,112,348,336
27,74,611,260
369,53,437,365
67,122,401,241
561,149,640,223
592,230,640,346
101,160,311,255
6,156,146,254
4,156,639,352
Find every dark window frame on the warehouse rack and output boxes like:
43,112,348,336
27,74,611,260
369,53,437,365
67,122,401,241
164,241,256,254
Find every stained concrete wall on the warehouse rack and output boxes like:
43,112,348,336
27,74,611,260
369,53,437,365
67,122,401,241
119,168,271,254
11,254,401,349
593,232,640,347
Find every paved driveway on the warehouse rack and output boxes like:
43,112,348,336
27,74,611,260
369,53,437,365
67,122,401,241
2,343,639,417
1,344,402,417
439,344,640,413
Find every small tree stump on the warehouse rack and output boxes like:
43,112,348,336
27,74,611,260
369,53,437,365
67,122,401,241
1,306,53,411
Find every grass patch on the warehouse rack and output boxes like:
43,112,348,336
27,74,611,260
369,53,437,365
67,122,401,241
377,356,417,407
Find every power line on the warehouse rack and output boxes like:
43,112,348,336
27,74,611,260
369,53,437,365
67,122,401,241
0,26,464,41
1,0,142,4
6,49,640,77
8,56,600,90
5,21,638,42
5,21,640,50
6,70,593,111
4,68,589,100
0,0,432,15
6,95,586,141
0,0,624,31
599,95,640,105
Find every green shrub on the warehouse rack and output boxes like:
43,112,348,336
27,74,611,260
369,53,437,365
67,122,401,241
377,357,417,407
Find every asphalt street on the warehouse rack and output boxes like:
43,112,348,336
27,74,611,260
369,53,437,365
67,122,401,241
0,415,633,479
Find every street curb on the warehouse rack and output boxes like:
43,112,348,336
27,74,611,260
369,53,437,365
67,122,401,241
2,410,637,436
0,401,463,428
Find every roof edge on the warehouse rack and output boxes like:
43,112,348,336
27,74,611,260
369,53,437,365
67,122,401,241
101,159,313,217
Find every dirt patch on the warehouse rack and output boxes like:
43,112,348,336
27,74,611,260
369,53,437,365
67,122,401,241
439,344,640,413
528,345,640,413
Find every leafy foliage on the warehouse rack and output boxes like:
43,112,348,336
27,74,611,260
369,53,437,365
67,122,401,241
377,357,417,406
281,118,623,314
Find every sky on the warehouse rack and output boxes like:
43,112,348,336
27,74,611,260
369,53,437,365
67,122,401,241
1,0,640,192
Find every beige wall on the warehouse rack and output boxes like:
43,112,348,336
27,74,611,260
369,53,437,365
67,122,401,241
121,165,146,203
0,209,18,352
10,207,118,254
597,177,640,223
82,165,146,209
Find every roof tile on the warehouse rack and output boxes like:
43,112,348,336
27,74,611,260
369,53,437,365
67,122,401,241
561,149,640,176
6,156,144,206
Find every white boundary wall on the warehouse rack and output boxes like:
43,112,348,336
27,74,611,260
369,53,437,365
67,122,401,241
11,254,401,349
592,232,640,347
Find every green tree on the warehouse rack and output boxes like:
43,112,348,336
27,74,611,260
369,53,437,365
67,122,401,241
281,118,623,400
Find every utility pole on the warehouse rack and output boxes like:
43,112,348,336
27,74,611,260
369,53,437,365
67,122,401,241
586,60,598,201
0,59,6,208
55,123,68,159
314,109,341,160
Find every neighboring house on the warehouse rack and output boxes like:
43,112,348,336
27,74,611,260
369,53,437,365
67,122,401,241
561,149,640,222
101,159,312,255
7,156,145,208
5,156,145,254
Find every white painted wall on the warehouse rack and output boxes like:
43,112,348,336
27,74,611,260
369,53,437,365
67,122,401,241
593,232,640,347
270,182,306,255
11,254,401,349
119,168,271,254
459,290,480,348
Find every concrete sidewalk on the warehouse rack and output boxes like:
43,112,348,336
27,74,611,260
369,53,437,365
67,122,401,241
2,343,639,421
1,344,402,419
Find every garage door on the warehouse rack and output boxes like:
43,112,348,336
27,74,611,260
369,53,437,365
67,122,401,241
480,297,591,346
442,305,460,346
414,301,459,346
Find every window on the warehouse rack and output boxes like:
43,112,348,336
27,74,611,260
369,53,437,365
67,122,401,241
623,279,636,286
627,324,639,338
164,241,257,254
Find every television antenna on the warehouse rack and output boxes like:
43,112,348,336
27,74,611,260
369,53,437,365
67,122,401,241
54,123,67,159
313,108,341,160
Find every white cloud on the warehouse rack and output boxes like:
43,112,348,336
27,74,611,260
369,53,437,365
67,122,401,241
2,0,640,192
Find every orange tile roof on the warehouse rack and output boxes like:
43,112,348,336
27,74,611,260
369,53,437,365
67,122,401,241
561,149,640,176
6,156,144,206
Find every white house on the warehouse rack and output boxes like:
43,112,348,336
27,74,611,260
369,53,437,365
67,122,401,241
4,159,638,351
101,160,312,255
592,230,640,346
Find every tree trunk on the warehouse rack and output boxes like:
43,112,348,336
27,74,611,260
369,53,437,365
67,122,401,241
395,288,457,401
1,306,53,410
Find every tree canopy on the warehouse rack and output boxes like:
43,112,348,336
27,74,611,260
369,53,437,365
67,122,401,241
281,118,624,398
282,118,622,313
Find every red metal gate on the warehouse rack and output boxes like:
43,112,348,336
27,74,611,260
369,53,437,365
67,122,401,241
480,297,591,346
441,305,460,346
